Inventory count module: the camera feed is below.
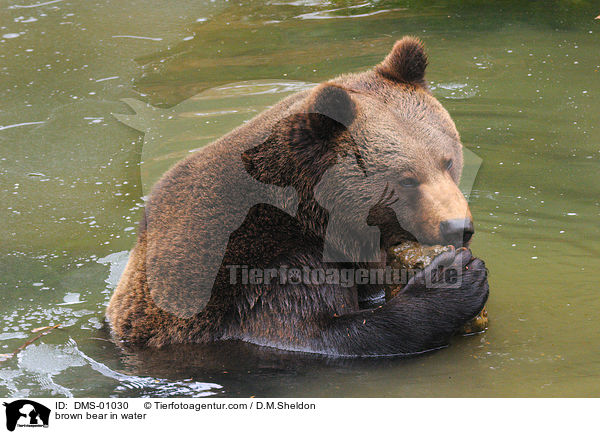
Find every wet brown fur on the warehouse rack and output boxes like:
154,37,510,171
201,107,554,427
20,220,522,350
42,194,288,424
107,37,489,356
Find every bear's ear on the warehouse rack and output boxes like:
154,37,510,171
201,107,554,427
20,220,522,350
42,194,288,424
305,83,356,140
375,36,428,85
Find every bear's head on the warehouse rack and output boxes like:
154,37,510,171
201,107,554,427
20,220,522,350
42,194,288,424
243,37,473,262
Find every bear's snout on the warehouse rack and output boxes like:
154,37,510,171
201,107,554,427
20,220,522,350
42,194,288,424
439,218,474,247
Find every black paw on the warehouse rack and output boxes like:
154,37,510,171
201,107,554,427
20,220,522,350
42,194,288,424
399,247,489,322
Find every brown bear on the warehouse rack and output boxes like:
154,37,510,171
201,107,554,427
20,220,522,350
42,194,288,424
107,37,489,356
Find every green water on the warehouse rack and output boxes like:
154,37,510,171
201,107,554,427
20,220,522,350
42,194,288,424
1,0,599,397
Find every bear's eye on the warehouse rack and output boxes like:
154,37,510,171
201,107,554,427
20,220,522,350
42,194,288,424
399,177,420,188
445,159,453,170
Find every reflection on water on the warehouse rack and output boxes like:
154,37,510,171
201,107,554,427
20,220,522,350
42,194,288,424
1,0,599,397
1,339,222,398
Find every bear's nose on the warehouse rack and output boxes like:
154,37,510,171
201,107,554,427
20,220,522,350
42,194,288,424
439,218,474,247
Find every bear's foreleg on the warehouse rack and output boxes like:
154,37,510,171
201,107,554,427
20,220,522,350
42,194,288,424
312,248,489,356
